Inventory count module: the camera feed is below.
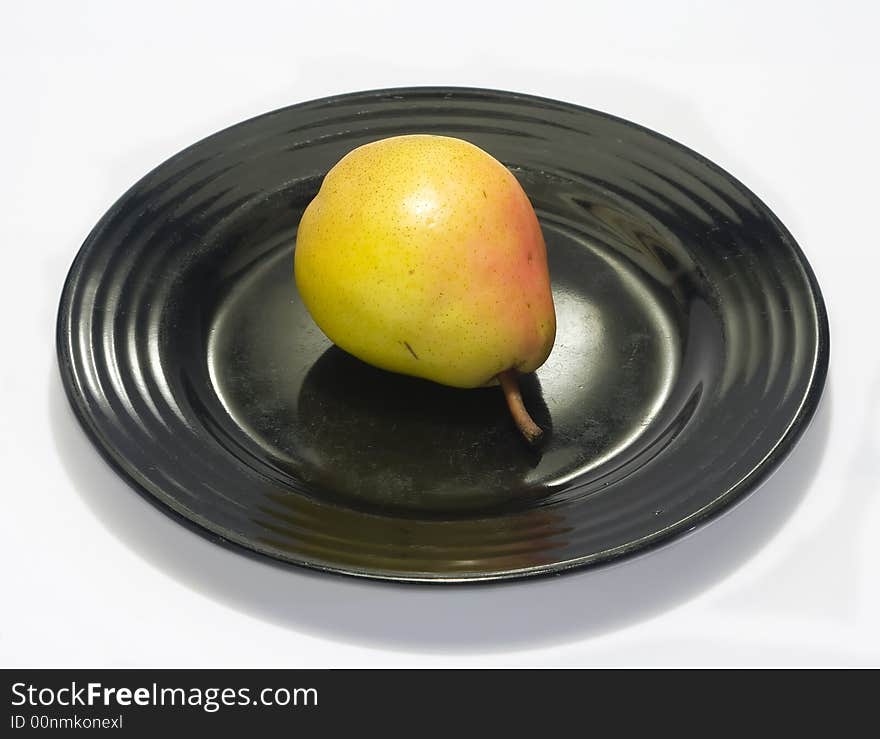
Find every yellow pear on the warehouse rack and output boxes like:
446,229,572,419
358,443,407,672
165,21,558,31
294,134,556,442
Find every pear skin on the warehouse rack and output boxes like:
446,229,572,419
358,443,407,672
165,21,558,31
294,134,556,442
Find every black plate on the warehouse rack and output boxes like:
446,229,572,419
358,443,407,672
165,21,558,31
57,87,829,582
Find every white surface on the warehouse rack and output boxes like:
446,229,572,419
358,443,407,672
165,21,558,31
2,0,879,668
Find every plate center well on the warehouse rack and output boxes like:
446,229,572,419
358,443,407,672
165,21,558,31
206,210,682,516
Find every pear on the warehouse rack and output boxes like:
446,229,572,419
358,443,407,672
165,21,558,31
294,134,556,443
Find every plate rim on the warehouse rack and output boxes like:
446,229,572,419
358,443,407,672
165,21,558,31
56,85,831,584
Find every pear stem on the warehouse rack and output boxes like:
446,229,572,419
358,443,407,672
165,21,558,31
497,369,543,446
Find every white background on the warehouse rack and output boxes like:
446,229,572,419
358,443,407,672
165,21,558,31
2,0,879,667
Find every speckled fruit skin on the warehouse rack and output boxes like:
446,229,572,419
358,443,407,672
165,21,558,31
294,134,556,389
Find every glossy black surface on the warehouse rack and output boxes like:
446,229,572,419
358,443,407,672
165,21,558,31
57,88,829,581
